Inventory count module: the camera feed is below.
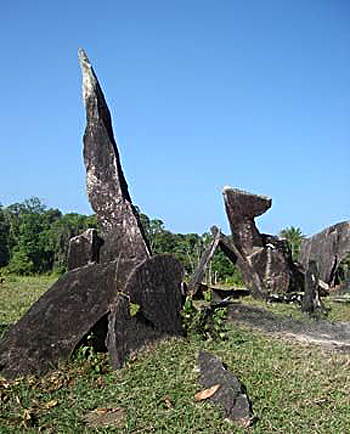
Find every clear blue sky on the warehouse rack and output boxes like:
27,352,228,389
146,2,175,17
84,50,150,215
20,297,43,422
1,0,349,237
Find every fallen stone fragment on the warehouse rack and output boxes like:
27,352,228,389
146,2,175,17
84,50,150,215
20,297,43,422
197,350,254,426
78,48,151,264
107,255,184,369
67,228,104,271
300,221,350,286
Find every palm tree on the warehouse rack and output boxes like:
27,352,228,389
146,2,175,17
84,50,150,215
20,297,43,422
279,226,304,261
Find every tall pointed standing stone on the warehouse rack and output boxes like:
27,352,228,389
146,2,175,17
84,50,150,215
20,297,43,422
78,48,151,263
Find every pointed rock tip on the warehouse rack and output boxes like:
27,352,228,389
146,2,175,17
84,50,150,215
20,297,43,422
78,48,91,66
222,185,233,193
78,48,96,103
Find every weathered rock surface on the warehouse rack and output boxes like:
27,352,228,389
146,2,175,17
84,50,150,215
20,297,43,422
78,48,151,264
0,50,185,379
67,228,104,271
187,226,221,297
197,350,254,426
107,255,184,368
223,187,271,253
218,230,267,299
222,186,303,294
0,259,137,378
299,221,350,286
187,224,267,299
250,234,304,293
302,260,326,315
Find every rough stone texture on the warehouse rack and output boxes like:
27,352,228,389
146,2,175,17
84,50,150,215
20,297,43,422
197,350,254,425
250,234,304,293
78,48,151,264
218,231,267,299
187,226,221,297
67,228,104,271
186,223,267,299
223,187,271,253
299,221,350,286
222,186,303,294
0,259,138,379
107,255,184,368
0,50,184,379
302,260,326,315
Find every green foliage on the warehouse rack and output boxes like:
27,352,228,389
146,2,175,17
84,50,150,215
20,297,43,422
336,253,350,284
0,205,10,267
0,198,97,275
181,297,228,341
137,207,241,285
279,226,304,261
1,197,238,285
74,334,104,374
2,276,350,432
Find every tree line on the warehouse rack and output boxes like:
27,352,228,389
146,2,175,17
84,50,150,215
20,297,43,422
0,197,97,275
0,198,241,284
0,197,306,285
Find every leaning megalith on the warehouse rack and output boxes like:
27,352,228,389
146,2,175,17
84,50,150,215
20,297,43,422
299,221,350,286
222,186,303,294
0,50,184,378
107,255,184,369
0,260,134,378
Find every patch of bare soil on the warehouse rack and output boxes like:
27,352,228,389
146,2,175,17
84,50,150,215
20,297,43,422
227,303,350,352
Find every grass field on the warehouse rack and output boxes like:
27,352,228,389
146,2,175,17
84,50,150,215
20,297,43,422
0,275,350,433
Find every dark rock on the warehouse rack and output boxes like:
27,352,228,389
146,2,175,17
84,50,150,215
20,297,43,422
222,186,304,295
0,259,138,379
250,234,304,294
299,221,350,286
302,260,327,315
197,350,254,426
223,187,271,253
218,230,267,299
106,255,184,369
0,50,185,379
78,48,151,264
187,226,221,297
67,228,104,271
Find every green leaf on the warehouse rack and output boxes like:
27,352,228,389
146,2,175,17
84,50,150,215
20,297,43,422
129,302,140,317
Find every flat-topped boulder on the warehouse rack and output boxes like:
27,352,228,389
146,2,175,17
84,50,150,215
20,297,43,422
222,187,303,295
223,187,271,253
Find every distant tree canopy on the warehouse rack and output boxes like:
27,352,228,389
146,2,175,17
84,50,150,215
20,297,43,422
0,198,97,275
0,198,244,286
